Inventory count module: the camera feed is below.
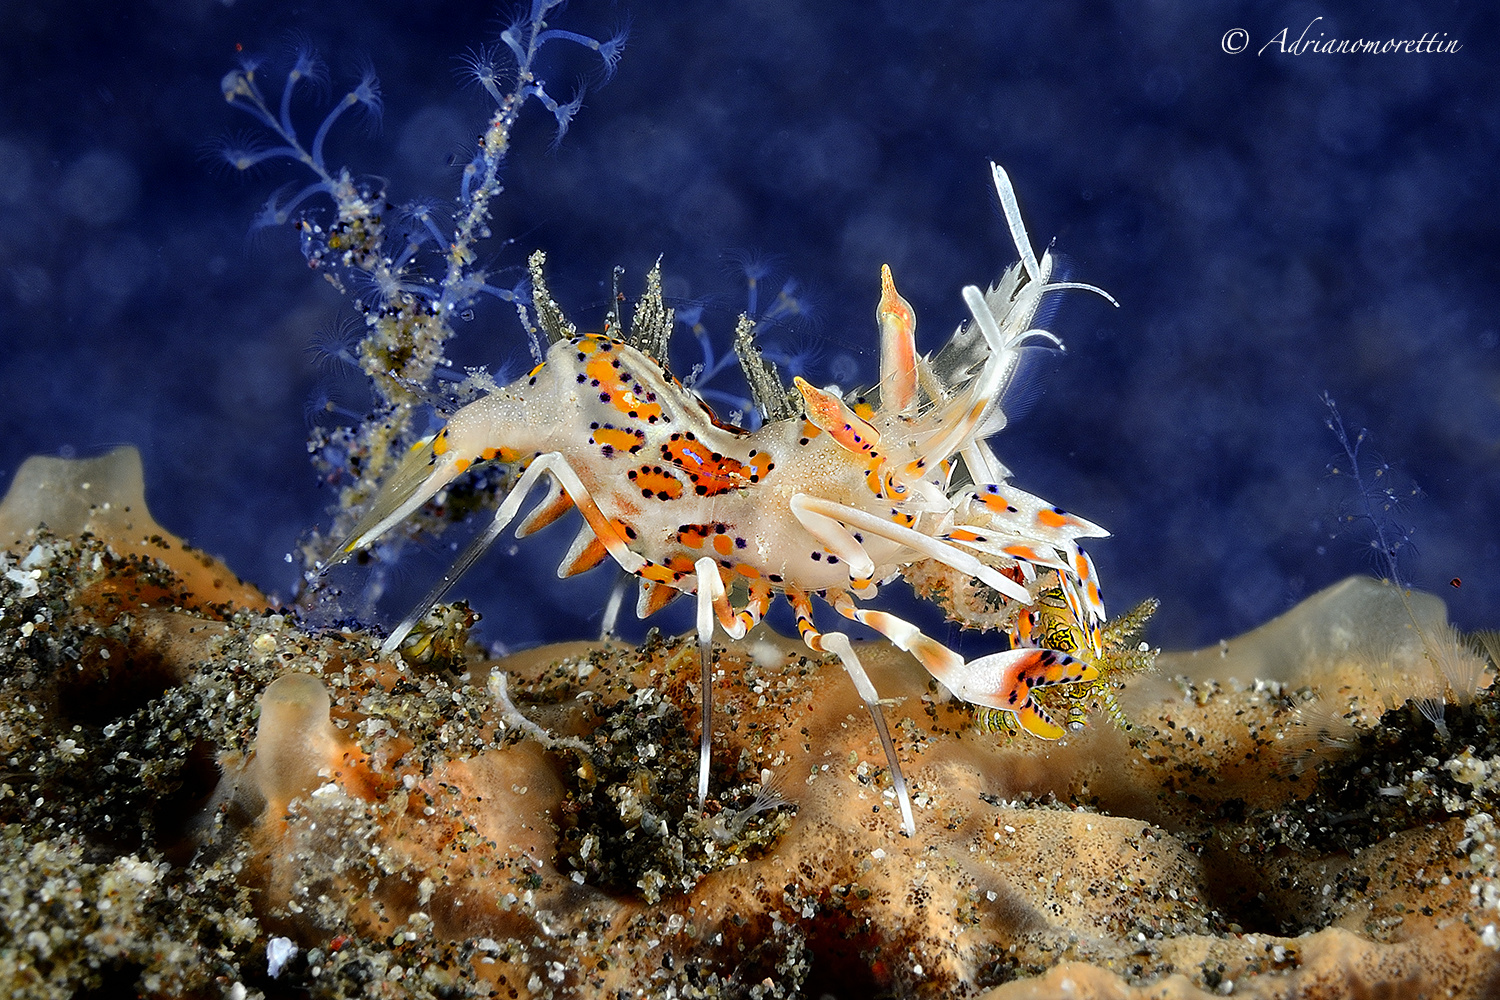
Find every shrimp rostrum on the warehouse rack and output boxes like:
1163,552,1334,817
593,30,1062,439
330,163,1118,836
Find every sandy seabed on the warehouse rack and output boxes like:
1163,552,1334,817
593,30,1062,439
1,447,1498,999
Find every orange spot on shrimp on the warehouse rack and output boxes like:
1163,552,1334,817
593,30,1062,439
628,465,684,501
676,524,710,549
977,491,1015,513
661,433,760,496
590,424,645,455
584,351,665,423
639,562,677,584
431,429,449,457
1037,507,1075,530
748,450,773,482
712,533,734,557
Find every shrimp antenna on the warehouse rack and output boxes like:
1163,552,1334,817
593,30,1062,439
991,162,1041,285
990,161,1119,307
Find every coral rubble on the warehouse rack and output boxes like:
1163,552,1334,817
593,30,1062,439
1,454,1498,998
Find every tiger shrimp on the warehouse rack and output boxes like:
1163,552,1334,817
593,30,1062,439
328,163,1118,836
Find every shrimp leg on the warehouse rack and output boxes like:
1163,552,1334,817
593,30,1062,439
691,557,729,810
381,453,644,655
787,588,916,836
790,494,1032,605
829,592,1098,740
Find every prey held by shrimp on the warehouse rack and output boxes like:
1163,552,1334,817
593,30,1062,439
330,163,1120,836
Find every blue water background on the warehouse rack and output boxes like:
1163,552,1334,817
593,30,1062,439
1,1,1495,656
